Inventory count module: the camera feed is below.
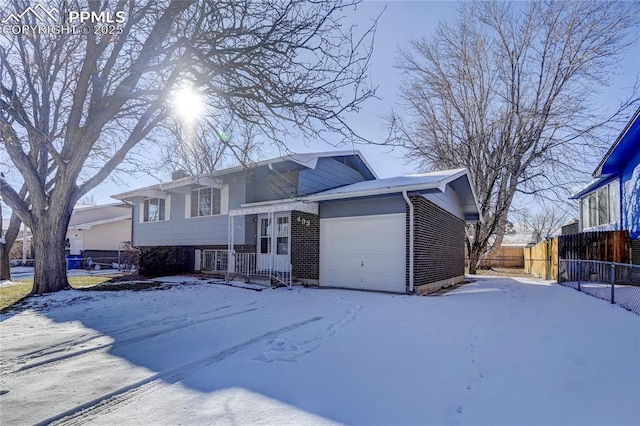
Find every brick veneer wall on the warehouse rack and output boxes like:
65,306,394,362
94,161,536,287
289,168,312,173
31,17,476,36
290,211,320,280
137,244,256,272
632,240,640,265
407,196,465,289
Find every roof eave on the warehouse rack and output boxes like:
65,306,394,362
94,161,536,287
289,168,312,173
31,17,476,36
593,107,640,177
68,215,131,230
570,174,616,199
305,182,443,202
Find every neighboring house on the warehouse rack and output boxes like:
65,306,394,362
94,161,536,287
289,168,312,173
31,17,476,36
113,151,480,294
571,108,640,262
66,203,132,260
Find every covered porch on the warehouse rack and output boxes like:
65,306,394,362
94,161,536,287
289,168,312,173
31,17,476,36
200,200,319,287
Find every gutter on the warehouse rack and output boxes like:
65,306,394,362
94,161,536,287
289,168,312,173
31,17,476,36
402,190,414,294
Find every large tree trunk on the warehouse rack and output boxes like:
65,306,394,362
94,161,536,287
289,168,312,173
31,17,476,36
0,213,22,281
468,244,482,275
0,244,9,281
30,210,72,294
466,223,487,275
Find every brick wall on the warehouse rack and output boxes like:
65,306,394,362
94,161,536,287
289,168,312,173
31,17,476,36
290,211,320,280
407,196,465,289
137,245,196,272
137,244,256,272
632,240,640,265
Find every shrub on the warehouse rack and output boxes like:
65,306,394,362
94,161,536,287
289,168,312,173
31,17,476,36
139,247,188,277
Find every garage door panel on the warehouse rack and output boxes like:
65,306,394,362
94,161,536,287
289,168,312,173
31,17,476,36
320,214,406,293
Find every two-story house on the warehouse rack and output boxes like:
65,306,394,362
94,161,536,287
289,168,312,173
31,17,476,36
571,108,640,263
113,151,480,294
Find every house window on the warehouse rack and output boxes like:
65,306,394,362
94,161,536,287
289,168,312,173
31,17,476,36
587,193,597,228
143,198,166,222
190,187,221,217
597,186,609,225
276,216,289,255
582,181,619,228
609,182,620,225
259,218,271,254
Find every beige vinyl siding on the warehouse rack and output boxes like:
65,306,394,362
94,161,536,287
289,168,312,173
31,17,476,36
82,220,132,251
66,220,131,252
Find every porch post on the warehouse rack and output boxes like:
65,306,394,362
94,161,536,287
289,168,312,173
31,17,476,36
228,214,234,273
269,211,274,273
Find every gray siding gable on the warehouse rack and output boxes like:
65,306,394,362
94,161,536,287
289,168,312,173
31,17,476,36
247,170,299,203
320,195,407,218
298,157,369,196
318,187,468,221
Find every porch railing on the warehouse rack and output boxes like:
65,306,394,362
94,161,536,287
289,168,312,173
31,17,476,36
201,250,228,272
233,252,257,276
201,250,291,288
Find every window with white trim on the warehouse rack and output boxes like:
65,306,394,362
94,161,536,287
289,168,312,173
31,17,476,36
581,181,619,228
190,187,221,217
276,216,289,255
143,198,166,222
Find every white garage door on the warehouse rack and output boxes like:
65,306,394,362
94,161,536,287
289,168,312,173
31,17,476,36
320,213,406,293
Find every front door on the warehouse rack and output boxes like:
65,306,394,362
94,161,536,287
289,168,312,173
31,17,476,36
257,212,290,272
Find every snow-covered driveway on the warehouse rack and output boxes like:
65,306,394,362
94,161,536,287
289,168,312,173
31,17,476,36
1,276,638,425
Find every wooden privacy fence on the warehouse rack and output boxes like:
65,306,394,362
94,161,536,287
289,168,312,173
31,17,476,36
524,238,558,280
524,230,632,282
558,230,631,283
479,246,525,268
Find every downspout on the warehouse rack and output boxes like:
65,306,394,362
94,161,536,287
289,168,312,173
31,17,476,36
402,190,414,294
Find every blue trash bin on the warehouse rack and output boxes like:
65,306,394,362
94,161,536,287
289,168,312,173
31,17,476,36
66,254,83,270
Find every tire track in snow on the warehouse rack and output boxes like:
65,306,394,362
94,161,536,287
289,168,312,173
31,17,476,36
9,307,259,375
254,291,362,363
13,304,235,362
39,316,323,426
3,284,275,373
4,294,279,375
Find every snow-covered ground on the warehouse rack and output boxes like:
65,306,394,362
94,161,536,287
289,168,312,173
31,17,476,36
2,266,127,285
561,280,640,315
1,276,638,425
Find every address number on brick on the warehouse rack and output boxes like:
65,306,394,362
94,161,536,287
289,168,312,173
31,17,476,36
296,216,311,227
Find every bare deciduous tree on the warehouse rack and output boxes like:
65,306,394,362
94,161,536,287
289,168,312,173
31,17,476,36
515,204,570,244
386,1,639,273
157,120,263,177
0,0,377,294
0,184,27,280
78,194,97,206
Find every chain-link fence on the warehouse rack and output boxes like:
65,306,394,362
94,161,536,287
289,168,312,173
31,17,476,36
558,259,640,315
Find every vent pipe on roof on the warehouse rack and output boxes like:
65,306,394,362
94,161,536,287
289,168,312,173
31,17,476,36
403,190,414,294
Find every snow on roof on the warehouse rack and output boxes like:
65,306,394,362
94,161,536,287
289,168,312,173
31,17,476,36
69,203,131,227
307,168,468,200
500,233,536,247
68,215,131,230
